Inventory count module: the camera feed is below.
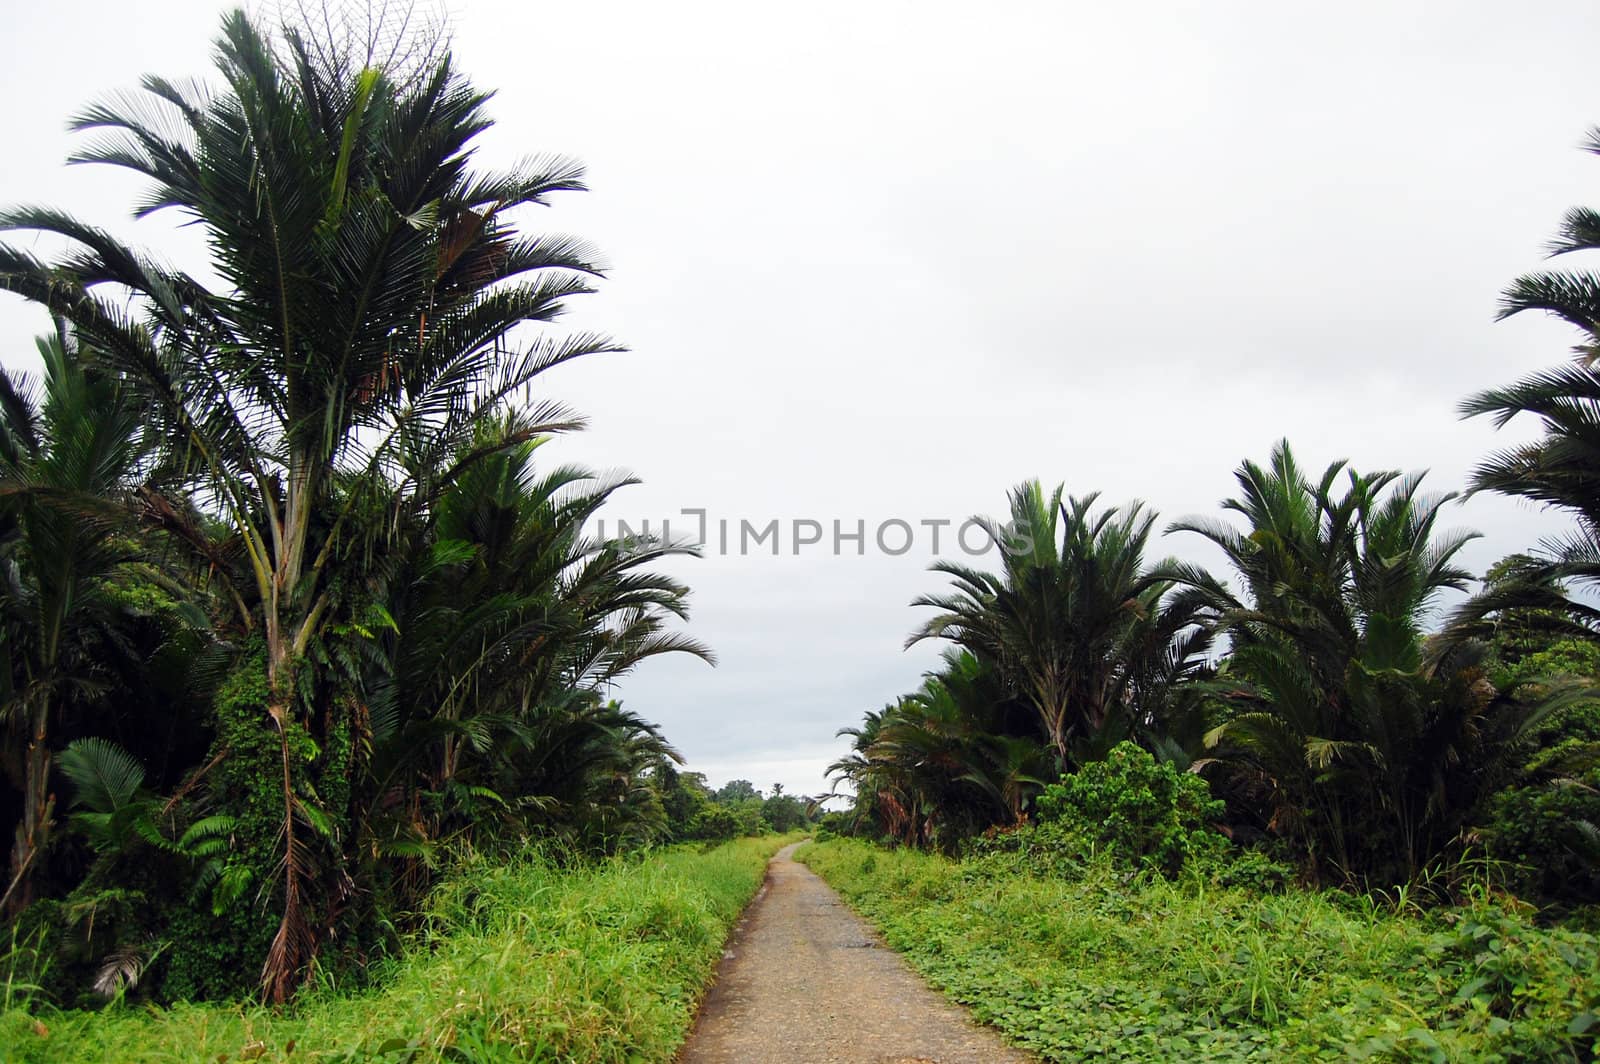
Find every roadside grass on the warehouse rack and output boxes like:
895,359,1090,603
798,838,1600,1062
0,834,797,1064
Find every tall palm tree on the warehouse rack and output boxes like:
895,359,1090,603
0,328,150,914
1446,129,1600,900
909,482,1210,767
0,10,619,998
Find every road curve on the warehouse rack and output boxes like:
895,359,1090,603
678,841,1033,1064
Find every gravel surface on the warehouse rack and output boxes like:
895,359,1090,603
678,842,1034,1064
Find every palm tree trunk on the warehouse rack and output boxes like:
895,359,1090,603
1035,674,1072,767
260,708,306,1004
3,727,52,916
259,451,319,1000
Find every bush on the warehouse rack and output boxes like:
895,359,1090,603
1477,694,1600,906
1203,846,1297,894
815,810,852,838
760,793,809,833
1479,769,1600,905
1029,742,1227,876
687,806,740,842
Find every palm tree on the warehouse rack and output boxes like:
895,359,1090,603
0,10,620,998
365,423,710,854
1445,130,1600,901
828,650,1051,849
522,699,684,854
1170,441,1570,884
825,710,915,844
909,482,1211,767
1456,366,1600,636
1452,124,1600,634
1493,125,1600,362
0,328,150,914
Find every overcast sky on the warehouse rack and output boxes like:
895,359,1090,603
3,1,1598,797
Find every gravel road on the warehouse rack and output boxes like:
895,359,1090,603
678,842,1033,1064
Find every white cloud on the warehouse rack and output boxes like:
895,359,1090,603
2,0,1593,794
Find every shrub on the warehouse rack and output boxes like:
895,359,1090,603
1479,769,1600,905
1203,846,1297,894
688,806,740,842
815,810,853,838
1477,695,1600,906
1401,906,1600,1059
1031,742,1227,876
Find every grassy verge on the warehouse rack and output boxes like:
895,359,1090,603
0,834,797,1063
798,837,1600,1062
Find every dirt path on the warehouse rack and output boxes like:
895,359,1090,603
678,842,1033,1064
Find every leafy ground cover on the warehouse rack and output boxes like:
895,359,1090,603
799,838,1600,1062
0,834,795,1063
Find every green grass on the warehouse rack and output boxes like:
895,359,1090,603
0,834,797,1063
798,837,1600,1062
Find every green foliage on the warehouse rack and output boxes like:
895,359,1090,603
1207,847,1297,895
1411,909,1600,1055
0,327,154,914
909,483,1213,766
834,437,1600,900
687,806,741,842
1472,640,1600,905
56,740,144,826
728,799,766,838
1481,780,1600,905
802,838,1600,1062
1477,702,1600,905
1452,137,1600,908
1495,638,1600,690
56,739,156,857
713,780,760,804
828,650,1052,851
653,766,711,841
1169,441,1571,888
1461,162,1600,632
760,791,809,834
155,656,284,1002
1027,742,1226,876
0,836,792,1062
814,811,851,839
679,784,793,843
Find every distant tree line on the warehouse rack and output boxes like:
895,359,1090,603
656,771,819,841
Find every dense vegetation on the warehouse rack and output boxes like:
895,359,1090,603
829,433,1600,899
0,6,821,1017
800,837,1599,1062
4,835,795,1063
